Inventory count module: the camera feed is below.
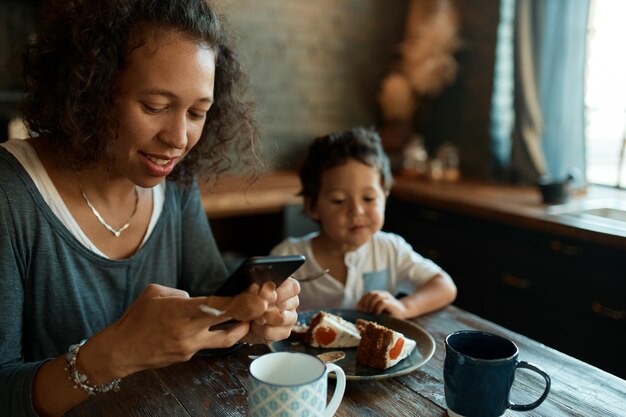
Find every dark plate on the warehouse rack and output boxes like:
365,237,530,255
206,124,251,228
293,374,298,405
269,309,435,381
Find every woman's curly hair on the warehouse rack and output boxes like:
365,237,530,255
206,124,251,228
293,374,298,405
21,0,260,185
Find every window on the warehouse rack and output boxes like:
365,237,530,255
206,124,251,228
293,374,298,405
491,0,626,188
585,0,626,188
489,0,516,178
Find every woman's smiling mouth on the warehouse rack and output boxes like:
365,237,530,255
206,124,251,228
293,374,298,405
142,152,179,176
146,154,172,166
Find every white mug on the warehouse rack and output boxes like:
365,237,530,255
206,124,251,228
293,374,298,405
248,352,346,417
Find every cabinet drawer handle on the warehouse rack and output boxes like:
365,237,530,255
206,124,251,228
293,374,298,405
501,274,531,289
549,240,582,256
591,303,625,321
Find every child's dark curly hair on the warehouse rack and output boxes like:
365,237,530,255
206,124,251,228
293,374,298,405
299,127,393,207
21,0,259,185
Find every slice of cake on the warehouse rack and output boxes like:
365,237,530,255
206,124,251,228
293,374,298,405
289,323,309,341
355,319,416,369
305,311,361,348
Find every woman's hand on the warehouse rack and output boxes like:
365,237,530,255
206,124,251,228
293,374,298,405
33,284,263,417
242,278,300,344
82,284,252,382
357,290,409,319
220,281,277,321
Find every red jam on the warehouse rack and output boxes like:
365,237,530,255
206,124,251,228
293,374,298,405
389,337,405,360
315,326,337,345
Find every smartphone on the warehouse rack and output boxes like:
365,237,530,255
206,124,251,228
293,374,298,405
213,254,306,297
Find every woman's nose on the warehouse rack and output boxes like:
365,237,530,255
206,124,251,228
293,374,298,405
159,114,188,150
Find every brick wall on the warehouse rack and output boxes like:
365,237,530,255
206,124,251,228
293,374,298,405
214,0,500,177
213,0,409,169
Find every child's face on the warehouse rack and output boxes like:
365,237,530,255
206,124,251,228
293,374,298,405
308,158,387,252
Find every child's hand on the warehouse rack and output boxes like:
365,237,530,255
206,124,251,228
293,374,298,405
357,290,409,319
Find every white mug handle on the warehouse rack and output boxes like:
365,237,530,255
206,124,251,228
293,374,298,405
323,363,346,417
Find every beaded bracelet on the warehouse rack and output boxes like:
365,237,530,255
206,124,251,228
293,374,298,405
64,339,121,395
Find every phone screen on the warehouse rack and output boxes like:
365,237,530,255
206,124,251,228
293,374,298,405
212,255,305,297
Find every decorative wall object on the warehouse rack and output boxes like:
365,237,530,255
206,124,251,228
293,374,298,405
378,0,461,160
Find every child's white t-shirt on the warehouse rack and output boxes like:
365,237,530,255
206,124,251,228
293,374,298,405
270,230,443,311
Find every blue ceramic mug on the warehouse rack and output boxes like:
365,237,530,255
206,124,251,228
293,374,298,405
444,331,551,417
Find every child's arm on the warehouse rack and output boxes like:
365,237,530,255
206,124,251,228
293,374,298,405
398,272,457,318
357,272,457,319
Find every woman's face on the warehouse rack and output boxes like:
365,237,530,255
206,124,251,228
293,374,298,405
112,33,215,188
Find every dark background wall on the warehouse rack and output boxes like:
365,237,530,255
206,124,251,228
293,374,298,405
213,0,411,169
0,1,37,133
420,0,500,179
212,0,501,178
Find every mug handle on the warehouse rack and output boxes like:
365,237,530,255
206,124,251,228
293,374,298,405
324,363,346,417
508,361,551,411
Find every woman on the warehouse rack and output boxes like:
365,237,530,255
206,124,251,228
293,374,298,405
0,1,299,416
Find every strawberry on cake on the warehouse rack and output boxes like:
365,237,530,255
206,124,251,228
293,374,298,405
355,319,416,370
304,311,361,348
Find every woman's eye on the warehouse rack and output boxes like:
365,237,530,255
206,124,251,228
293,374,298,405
364,196,377,202
188,110,207,121
143,104,166,114
330,198,344,205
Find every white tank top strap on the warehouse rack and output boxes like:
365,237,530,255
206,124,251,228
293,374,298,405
1,139,164,258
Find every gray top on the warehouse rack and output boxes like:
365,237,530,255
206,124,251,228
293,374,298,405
0,147,228,416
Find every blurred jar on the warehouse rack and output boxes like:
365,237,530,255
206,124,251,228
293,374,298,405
435,143,460,182
401,135,429,177
428,158,444,181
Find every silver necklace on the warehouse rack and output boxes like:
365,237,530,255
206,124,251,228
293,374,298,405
78,177,139,237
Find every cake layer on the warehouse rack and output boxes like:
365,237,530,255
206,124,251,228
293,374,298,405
356,320,416,370
305,311,361,348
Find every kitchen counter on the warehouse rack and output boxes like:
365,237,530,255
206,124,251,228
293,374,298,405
201,171,302,219
390,176,626,250
202,171,626,250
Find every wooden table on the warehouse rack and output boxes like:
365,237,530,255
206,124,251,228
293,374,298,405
66,306,626,416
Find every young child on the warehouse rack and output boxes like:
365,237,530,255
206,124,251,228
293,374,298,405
271,127,456,319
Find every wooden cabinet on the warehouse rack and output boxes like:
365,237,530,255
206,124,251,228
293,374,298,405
384,197,626,379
